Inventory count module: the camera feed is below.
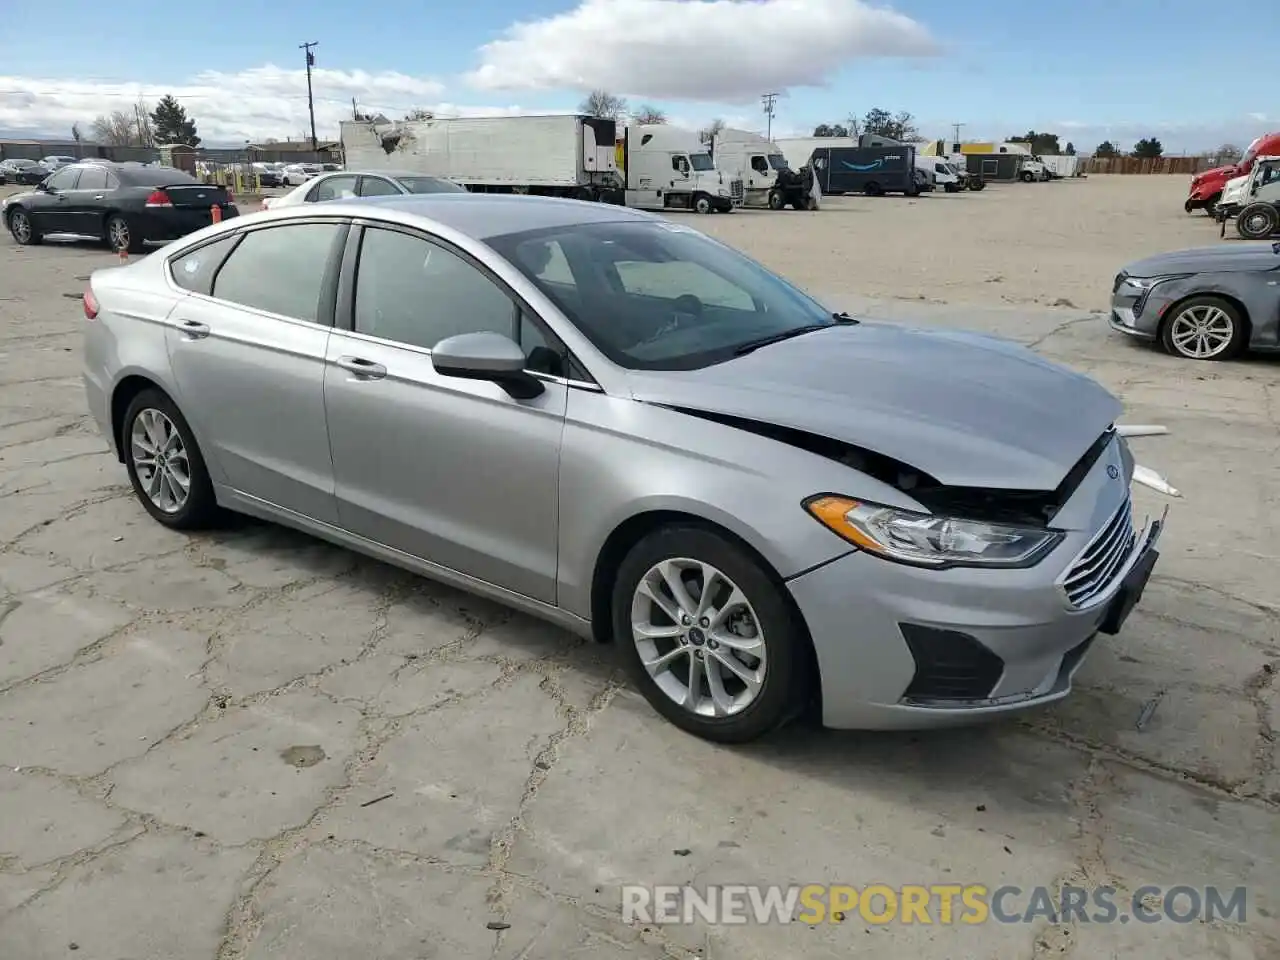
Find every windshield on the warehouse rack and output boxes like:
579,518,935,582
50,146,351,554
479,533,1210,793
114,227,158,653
397,176,467,194
767,154,788,171
487,220,837,370
689,152,715,171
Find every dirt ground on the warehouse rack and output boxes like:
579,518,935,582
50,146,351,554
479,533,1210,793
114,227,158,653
693,174,1215,311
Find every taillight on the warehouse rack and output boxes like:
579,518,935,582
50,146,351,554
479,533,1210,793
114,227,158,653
83,287,99,320
145,189,172,208
225,191,236,205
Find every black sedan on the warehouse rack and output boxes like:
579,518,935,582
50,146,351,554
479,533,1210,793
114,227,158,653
3,161,237,253
0,159,50,185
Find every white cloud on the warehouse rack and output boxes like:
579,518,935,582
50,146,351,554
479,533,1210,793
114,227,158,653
0,65,544,144
466,0,939,103
1248,112,1268,123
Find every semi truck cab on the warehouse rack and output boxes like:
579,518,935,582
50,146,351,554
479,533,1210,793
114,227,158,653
621,125,742,213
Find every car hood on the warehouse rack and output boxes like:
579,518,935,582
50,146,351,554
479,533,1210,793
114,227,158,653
626,321,1121,491
0,190,36,210
1124,243,1280,277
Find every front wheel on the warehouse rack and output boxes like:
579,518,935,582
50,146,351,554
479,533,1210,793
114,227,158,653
7,208,41,245
612,526,811,743
1020,170,1035,183
692,194,713,215
122,389,223,529
1159,296,1247,361
767,190,785,211
1236,202,1279,240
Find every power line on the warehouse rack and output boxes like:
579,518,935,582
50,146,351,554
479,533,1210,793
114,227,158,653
300,41,319,150
761,92,779,141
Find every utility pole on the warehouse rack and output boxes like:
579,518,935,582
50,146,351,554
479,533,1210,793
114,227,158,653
352,97,359,121
300,41,319,150
761,92,779,141
951,122,965,152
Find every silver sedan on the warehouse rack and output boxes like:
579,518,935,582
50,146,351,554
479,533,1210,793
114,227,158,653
82,194,1173,742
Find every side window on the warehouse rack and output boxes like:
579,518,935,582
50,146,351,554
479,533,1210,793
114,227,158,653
169,234,240,295
517,311,568,377
307,175,358,202
358,176,400,197
613,260,755,312
46,167,80,190
750,156,769,174
671,156,689,175
76,166,108,191
353,227,515,350
212,223,343,322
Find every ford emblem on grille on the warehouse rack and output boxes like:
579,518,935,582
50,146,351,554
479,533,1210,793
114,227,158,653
1107,464,1120,479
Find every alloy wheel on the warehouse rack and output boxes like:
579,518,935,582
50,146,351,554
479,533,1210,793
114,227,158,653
629,558,767,718
108,218,130,251
1168,304,1235,359
130,408,191,513
9,211,31,243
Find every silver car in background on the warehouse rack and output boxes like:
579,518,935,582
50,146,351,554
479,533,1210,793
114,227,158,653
262,169,466,209
82,194,1171,743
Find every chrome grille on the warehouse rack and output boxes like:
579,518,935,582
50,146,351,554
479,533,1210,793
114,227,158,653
1062,497,1137,609
730,178,744,200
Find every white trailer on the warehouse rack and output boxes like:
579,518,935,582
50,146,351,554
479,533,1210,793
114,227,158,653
1040,155,1081,179
339,114,620,200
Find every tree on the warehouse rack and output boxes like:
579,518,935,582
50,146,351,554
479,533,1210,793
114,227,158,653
1132,137,1163,159
699,117,725,144
404,108,435,121
812,123,850,137
632,104,667,124
1007,130,1062,155
579,89,627,120
860,107,918,141
150,94,200,147
1094,140,1118,157
91,111,139,146
1065,142,1076,156
1215,143,1243,163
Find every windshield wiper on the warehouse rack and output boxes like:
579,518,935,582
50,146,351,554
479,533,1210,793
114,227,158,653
733,324,831,356
832,311,860,324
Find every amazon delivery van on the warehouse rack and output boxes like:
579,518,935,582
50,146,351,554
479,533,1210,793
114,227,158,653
807,144,919,196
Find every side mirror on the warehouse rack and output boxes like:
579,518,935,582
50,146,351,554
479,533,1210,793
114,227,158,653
431,331,544,400
36,180,51,193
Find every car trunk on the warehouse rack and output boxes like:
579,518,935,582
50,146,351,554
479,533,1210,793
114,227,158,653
154,183,234,209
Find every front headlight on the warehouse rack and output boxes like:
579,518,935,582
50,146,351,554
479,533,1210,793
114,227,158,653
1123,274,1188,291
804,495,1063,569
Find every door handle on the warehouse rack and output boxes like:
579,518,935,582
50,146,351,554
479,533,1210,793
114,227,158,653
335,355,387,379
93,195,104,200
178,319,211,339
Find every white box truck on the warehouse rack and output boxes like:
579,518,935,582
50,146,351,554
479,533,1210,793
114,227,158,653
619,124,743,213
339,114,621,200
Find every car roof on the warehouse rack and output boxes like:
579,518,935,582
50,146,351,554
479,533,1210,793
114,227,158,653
273,193,656,240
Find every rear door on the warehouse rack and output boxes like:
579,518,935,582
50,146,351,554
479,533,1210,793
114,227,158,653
64,164,113,235
164,219,348,522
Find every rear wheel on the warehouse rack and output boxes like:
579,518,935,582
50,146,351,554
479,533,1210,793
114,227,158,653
1159,296,1248,361
612,525,811,743
122,389,222,529
7,208,40,245
105,214,144,254
1236,202,1279,240
863,181,883,197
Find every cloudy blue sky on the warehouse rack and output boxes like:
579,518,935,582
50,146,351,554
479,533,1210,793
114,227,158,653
0,0,1272,152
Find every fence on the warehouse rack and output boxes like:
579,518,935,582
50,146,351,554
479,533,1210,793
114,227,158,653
1079,155,1218,175
0,139,337,166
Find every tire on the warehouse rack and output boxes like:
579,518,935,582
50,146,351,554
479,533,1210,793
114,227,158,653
767,190,785,211
1184,198,1196,214
1236,202,1279,240
692,194,713,215
121,388,223,529
105,214,144,254
1159,295,1248,362
1203,193,1220,217
969,178,986,191
7,208,41,245
864,182,883,197
611,525,811,743
1020,170,1035,183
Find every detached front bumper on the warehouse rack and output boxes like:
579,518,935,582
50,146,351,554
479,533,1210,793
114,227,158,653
787,447,1166,730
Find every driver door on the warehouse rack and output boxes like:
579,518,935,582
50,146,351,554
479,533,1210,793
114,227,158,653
29,166,81,235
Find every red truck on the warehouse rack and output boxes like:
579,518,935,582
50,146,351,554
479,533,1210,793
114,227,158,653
1185,132,1280,214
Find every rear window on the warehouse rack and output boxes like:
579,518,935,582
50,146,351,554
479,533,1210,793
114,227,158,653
397,177,467,194
116,166,199,187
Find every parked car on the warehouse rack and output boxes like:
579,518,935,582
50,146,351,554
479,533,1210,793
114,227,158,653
1109,243,1280,360
262,169,466,209
280,163,322,186
4,161,237,253
82,194,1175,742
250,162,285,187
0,158,50,185
40,155,78,172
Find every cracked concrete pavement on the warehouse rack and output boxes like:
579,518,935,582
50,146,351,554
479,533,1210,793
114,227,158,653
0,228,1277,960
